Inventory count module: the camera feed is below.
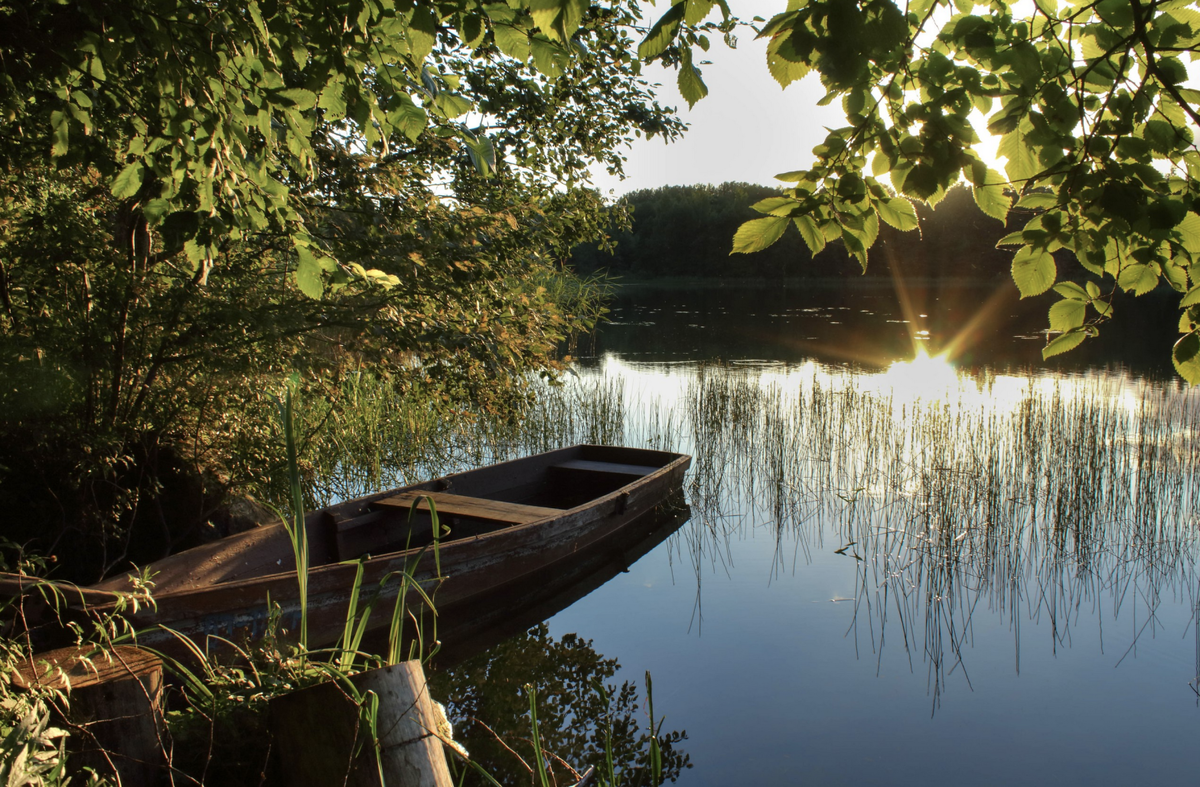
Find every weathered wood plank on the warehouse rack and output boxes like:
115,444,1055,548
14,646,165,786
552,459,659,477
374,491,562,524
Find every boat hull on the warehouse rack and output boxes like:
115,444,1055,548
90,445,690,659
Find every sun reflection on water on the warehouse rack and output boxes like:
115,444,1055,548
866,348,960,404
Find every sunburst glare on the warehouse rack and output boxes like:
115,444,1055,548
866,348,960,404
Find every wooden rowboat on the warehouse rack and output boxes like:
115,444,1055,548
7,445,690,658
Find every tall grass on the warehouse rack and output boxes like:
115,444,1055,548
291,370,632,507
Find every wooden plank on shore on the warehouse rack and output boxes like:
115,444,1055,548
14,646,165,786
374,491,562,524
553,459,659,477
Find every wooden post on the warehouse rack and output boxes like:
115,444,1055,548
12,645,165,787
270,660,453,787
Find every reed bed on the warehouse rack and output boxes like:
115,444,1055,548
636,361,1200,706
302,358,1200,704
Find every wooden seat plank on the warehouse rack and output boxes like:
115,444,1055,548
374,491,562,525
552,459,659,477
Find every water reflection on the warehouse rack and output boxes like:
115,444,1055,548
590,282,1183,377
313,285,1200,782
565,356,1200,713
426,501,692,664
430,624,690,786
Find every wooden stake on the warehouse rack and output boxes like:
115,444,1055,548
270,660,453,787
13,645,165,787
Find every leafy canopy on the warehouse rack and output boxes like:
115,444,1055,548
0,0,684,575
0,0,677,298
640,0,1200,380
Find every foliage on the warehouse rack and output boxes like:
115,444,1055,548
162,610,350,787
431,624,690,786
573,181,1017,280
0,0,683,578
0,694,72,787
0,0,680,290
641,0,1200,379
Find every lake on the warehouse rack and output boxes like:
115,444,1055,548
427,281,1200,786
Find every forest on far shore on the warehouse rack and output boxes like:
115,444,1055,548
572,182,1027,281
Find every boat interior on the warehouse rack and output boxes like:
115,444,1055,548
85,446,682,594
323,445,678,562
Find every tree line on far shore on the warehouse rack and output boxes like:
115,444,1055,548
572,182,1024,281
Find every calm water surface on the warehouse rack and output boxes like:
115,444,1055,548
435,283,1200,786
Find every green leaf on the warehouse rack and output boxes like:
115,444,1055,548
766,30,811,88
276,88,317,111
530,0,588,42
1011,246,1056,297
1052,282,1089,300
458,12,486,48
111,161,145,199
793,216,826,255
295,247,326,299
408,6,438,64
677,48,708,108
434,92,472,119
1164,258,1189,292
1173,332,1200,383
50,109,69,157
638,4,686,60
1117,262,1160,295
684,0,715,26
1015,192,1057,210
751,197,798,216
1144,120,1180,155
972,169,1011,223
530,36,565,78
493,24,532,60
1048,298,1086,331
142,198,171,225
860,211,879,248
996,231,1024,247
732,216,789,254
877,198,918,231
999,121,1039,182
318,83,347,120
464,133,496,177
1043,329,1087,359
900,164,939,200
184,238,208,270
389,95,427,142
1174,212,1200,255
1181,283,1200,308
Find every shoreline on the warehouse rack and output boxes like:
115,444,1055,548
605,275,1011,290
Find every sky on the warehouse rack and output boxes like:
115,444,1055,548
589,1,845,197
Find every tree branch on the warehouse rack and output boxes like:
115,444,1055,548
1129,0,1200,128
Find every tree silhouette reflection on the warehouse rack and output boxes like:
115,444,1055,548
430,623,690,786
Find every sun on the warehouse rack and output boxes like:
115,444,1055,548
869,348,960,403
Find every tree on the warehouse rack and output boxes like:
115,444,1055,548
640,0,1200,380
0,0,684,577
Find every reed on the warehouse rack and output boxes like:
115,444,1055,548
604,362,1200,707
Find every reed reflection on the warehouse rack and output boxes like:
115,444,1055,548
629,359,1200,711
309,351,1200,718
